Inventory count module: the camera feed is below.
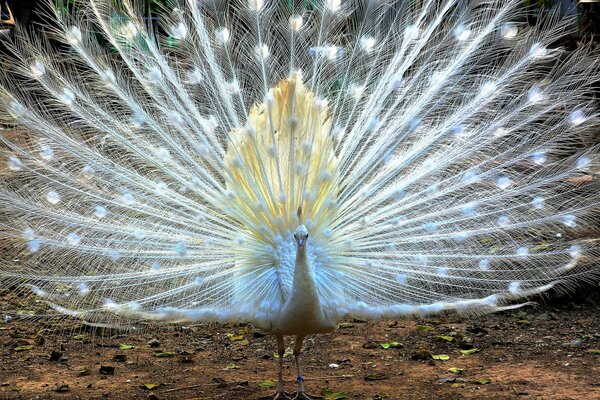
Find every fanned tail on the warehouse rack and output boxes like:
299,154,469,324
0,0,598,327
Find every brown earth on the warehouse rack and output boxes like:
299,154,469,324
0,291,599,400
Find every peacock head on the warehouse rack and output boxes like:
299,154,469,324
293,225,309,248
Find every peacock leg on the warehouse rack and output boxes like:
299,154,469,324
273,335,290,400
292,335,314,400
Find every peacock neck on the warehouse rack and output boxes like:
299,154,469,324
289,245,320,303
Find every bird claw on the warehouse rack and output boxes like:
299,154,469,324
292,392,318,400
271,391,292,400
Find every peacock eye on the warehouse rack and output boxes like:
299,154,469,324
294,233,297,238
306,234,309,238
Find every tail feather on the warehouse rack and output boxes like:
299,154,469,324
0,0,598,327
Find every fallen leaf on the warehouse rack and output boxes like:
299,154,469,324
78,366,91,376
587,349,600,354
143,383,159,390
226,362,240,369
322,390,347,400
227,333,245,342
416,325,434,332
473,378,491,385
435,335,455,342
432,354,450,361
258,379,276,388
273,347,293,358
14,345,34,351
459,348,480,355
238,326,249,334
119,344,136,350
380,342,402,349
338,322,354,329
55,383,70,392
448,367,464,374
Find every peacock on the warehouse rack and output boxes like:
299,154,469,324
1,0,599,398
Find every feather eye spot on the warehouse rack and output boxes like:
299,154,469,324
8,155,23,171
496,176,511,190
568,245,582,258
248,0,264,11
480,81,497,97
170,22,188,40
424,222,437,233
174,241,188,257
101,69,116,85
122,21,138,39
39,143,54,160
28,239,41,253
404,25,420,41
147,66,163,84
453,24,471,41
569,109,586,126
360,36,376,52
479,259,490,271
255,43,269,59
108,250,121,261
9,100,26,119
58,88,76,105
67,232,81,246
94,205,107,218
289,15,303,31
576,156,590,170
66,26,82,45
531,196,545,209
214,27,230,44
131,111,146,128
508,281,521,294
122,192,135,205
78,283,90,296
24,228,35,240
497,215,510,227
531,151,547,165
46,191,61,204
501,23,518,39
517,247,529,257
562,214,577,228
529,43,547,59
81,165,95,178
326,0,341,12
527,87,544,104
30,60,46,77
150,262,161,270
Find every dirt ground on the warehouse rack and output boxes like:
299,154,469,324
0,291,599,400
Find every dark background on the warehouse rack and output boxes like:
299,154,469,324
1,0,599,34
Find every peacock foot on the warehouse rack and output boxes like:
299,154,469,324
271,390,292,400
291,391,318,400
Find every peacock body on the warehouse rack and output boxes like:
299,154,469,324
1,0,599,397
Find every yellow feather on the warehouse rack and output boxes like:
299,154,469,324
225,74,337,239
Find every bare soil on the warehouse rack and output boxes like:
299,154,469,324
0,291,599,400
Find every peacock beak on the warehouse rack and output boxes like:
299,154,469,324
298,238,304,247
